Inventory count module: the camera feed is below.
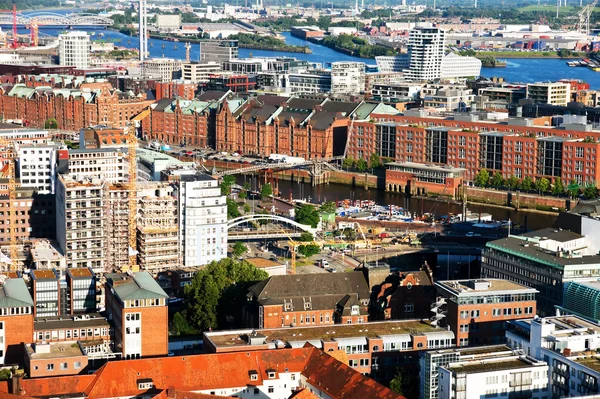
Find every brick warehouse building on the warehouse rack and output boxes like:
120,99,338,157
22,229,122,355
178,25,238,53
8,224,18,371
0,82,154,130
347,111,600,190
216,96,358,159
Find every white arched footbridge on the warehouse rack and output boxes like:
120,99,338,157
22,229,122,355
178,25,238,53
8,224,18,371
227,214,318,240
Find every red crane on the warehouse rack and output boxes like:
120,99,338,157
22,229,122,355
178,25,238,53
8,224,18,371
0,5,18,48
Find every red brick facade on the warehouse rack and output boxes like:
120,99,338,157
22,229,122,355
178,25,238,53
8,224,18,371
141,100,210,147
261,304,368,329
1,314,34,364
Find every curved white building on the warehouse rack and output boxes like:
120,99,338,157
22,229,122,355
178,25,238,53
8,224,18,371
440,53,482,79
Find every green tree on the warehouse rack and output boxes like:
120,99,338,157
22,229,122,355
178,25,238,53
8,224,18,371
342,157,355,170
221,175,235,195
171,311,197,335
238,190,247,200
584,183,598,199
490,172,504,189
226,198,240,219
299,232,314,242
389,368,404,395
297,244,320,257
506,175,519,190
260,183,273,198
474,169,490,187
243,203,251,213
568,179,581,197
369,153,382,169
356,158,368,172
552,177,565,196
232,241,248,257
320,201,336,214
44,118,58,129
295,204,320,228
535,177,550,193
182,258,268,331
521,176,534,191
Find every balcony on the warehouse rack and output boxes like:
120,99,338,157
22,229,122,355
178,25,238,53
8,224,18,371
509,379,532,387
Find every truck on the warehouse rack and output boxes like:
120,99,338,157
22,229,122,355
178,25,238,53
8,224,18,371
268,154,286,162
282,156,305,164
147,141,161,151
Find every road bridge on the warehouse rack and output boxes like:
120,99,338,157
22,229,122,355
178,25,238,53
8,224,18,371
0,12,113,26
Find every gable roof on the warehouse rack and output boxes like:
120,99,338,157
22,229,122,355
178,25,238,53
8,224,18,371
106,272,169,301
0,279,34,308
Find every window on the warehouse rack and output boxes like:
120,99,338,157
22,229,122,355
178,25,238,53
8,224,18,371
504,308,512,316
267,372,276,379
47,364,54,371
268,387,274,393
404,303,414,313
74,362,81,369
460,324,469,332
460,310,469,319
525,306,533,314
576,147,584,157
493,308,501,317
471,310,480,318
60,363,68,370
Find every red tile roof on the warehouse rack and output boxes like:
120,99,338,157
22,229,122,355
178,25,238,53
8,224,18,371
289,388,320,399
0,347,403,399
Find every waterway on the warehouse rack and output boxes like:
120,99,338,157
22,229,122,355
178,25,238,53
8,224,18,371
236,175,558,231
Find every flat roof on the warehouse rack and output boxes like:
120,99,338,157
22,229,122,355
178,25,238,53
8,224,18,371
446,357,545,374
25,342,85,360
67,268,93,279
435,279,537,297
574,357,600,373
245,258,285,269
521,228,583,243
34,314,109,331
206,320,446,348
487,236,600,269
31,269,58,280
387,162,466,174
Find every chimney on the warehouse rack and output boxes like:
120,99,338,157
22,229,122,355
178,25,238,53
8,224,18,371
10,373,24,396
563,348,572,357
167,386,176,398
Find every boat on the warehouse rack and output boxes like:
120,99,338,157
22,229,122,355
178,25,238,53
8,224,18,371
174,45,178,50
162,44,166,49
567,61,577,66
98,32,104,37
149,42,153,47
127,40,131,45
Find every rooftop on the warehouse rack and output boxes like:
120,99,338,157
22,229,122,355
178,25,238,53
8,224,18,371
446,356,546,374
435,279,537,296
106,272,169,302
34,313,109,331
31,269,58,280
205,320,445,348
25,342,86,360
66,268,93,279
521,228,583,243
387,161,466,174
0,278,34,308
245,257,285,269
573,357,600,373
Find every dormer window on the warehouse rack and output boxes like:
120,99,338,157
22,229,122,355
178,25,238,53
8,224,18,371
137,379,153,390
351,305,359,316
266,369,277,379
304,302,311,310
249,370,258,381
285,302,292,311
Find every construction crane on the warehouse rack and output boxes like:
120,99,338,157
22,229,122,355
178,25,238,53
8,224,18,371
577,0,598,35
280,229,323,274
0,138,17,270
0,5,18,49
29,17,38,47
343,114,356,160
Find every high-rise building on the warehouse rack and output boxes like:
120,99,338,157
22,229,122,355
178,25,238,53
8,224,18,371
105,272,169,359
199,39,239,62
30,269,60,317
17,143,58,194
67,149,128,184
58,31,91,68
143,58,182,82
331,61,366,94
527,82,571,106
181,61,222,83
405,26,445,82
375,55,410,73
440,53,482,79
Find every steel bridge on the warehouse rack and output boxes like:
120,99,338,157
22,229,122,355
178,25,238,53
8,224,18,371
0,12,113,26
227,214,318,236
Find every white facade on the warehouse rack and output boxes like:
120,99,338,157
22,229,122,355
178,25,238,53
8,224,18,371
405,26,445,82
156,14,182,30
58,31,91,68
375,55,410,73
438,356,549,399
176,174,228,267
144,58,182,82
527,82,571,106
181,62,222,83
331,62,365,94
440,53,482,79
17,144,57,194
68,149,128,184
198,372,301,398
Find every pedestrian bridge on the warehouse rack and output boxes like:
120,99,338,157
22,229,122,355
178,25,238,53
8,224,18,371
227,214,319,236
0,12,113,26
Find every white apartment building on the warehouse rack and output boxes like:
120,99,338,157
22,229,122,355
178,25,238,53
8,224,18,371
440,53,482,79
173,172,228,267
423,88,476,111
55,175,107,274
17,144,58,194
331,61,365,94
0,127,51,145
58,31,91,68
527,82,571,106
181,62,222,83
506,315,600,398
67,148,128,184
438,355,549,399
375,55,410,73
405,26,445,82
144,58,182,82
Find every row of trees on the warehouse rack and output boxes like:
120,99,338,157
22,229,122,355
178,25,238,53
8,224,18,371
342,153,386,172
473,169,599,199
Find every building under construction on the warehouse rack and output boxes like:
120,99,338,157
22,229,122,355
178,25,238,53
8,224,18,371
106,183,131,272
136,182,179,273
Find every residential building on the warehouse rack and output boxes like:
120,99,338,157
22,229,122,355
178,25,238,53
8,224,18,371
136,182,179,272
371,82,422,102
105,272,169,359
33,313,109,344
375,55,410,73
58,31,91,68
506,315,600,398
479,86,527,104
204,73,256,93
245,271,370,329
30,269,60,317
331,62,365,94
24,342,88,378
66,148,128,184
527,82,571,106
0,188,56,245
364,72,407,96
154,80,197,101
0,346,403,399
0,278,34,364
156,14,181,31
482,228,600,315
55,175,107,273
199,39,239,62
423,88,476,111
30,240,65,272
421,345,519,399
16,143,58,194
181,61,221,83
170,173,227,267
144,58,182,82
65,268,96,315
204,319,454,382
440,53,482,79
79,126,129,149
438,354,548,399
287,70,332,93
105,184,131,271
432,279,537,347
405,26,445,82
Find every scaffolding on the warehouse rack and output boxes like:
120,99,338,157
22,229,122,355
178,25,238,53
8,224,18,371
105,184,132,272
